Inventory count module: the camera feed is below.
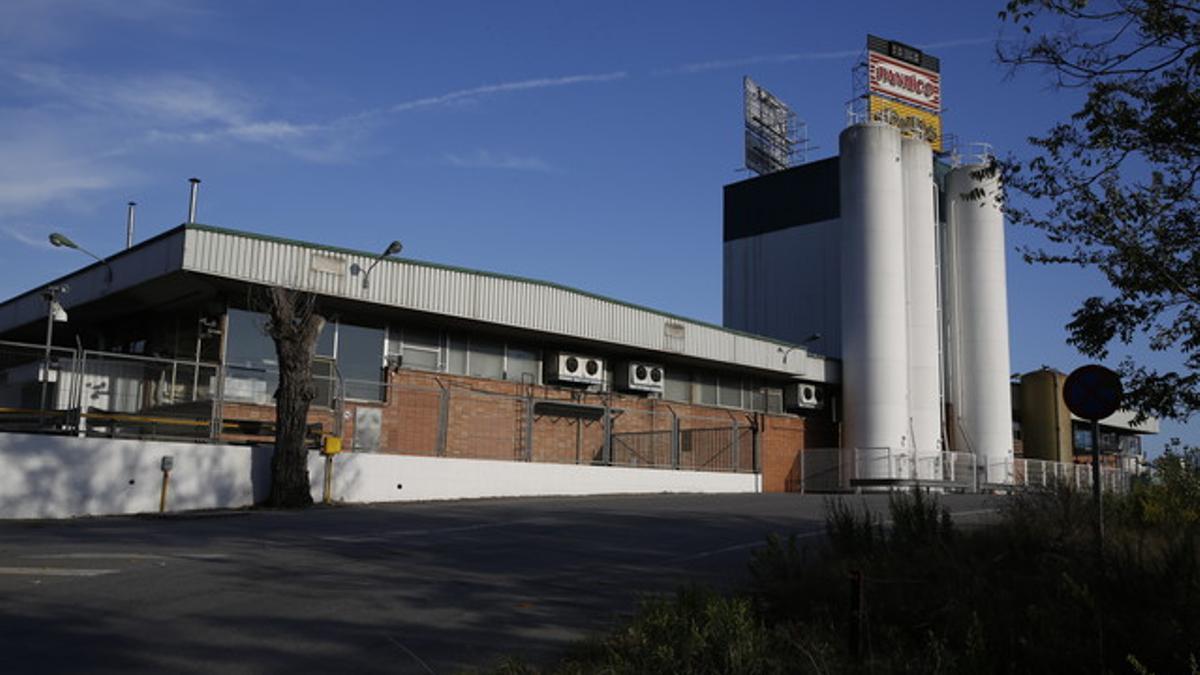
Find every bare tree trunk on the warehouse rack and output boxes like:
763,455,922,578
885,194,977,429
263,287,325,508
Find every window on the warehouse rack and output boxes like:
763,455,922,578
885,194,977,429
468,339,504,380
316,323,335,357
390,326,441,371
1073,426,1093,451
718,378,742,408
338,323,385,401
766,387,784,414
745,380,766,412
664,370,691,403
446,335,467,375
224,308,277,405
506,345,539,383
1119,435,1141,455
697,373,717,405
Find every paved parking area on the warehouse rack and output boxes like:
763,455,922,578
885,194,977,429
0,493,999,674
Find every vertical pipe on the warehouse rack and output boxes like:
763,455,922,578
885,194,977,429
839,124,908,480
187,178,201,224
125,202,136,249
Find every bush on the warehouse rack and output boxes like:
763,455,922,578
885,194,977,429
495,465,1200,674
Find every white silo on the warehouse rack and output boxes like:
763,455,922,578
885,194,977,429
944,162,1014,484
901,138,944,480
840,124,909,480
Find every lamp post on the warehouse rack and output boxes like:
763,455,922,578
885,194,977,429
39,284,69,422
360,240,403,290
49,233,113,283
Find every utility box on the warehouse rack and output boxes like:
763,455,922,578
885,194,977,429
321,435,343,456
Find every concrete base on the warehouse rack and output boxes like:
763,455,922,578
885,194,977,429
0,433,760,519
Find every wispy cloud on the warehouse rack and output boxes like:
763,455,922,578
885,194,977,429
0,112,136,216
0,0,211,55
10,61,253,125
1,225,57,250
383,71,628,114
443,150,554,172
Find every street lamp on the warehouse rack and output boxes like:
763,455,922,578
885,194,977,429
778,332,822,364
360,240,403,290
49,233,113,283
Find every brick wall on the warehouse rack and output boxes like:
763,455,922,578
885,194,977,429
221,368,819,492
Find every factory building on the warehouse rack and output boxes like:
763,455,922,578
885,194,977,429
0,35,1150,501
1013,368,1156,472
0,223,838,494
725,123,1015,484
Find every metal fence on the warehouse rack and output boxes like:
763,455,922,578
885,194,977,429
0,336,357,444
361,380,759,473
0,338,1138,486
794,446,1133,494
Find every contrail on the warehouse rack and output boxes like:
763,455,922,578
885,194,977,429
387,71,627,113
657,36,994,76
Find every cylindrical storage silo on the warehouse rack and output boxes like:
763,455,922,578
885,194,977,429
840,124,908,481
902,138,943,480
944,163,1014,484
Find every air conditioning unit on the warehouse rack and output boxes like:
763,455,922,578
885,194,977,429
784,382,824,412
616,362,665,394
545,352,605,387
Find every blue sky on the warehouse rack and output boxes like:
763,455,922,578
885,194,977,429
0,0,1193,449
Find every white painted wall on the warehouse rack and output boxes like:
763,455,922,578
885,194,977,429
311,453,760,504
0,434,759,520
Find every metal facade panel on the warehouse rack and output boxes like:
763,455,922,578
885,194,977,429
179,227,830,381
722,217,842,359
0,229,187,334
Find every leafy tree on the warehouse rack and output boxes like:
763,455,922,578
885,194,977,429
262,286,326,507
996,0,1200,422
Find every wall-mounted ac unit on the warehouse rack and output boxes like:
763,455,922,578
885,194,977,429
616,362,665,394
545,352,605,387
785,382,824,411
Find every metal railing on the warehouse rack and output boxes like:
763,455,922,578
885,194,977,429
794,447,1133,494
0,340,345,443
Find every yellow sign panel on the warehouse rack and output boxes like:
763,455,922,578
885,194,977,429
869,95,942,152
322,435,343,455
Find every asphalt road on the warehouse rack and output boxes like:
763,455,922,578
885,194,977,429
0,493,999,674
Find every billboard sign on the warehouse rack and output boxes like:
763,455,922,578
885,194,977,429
865,35,943,150
869,95,942,151
868,51,940,112
743,77,796,176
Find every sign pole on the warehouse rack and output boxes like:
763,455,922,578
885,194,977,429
1091,419,1103,542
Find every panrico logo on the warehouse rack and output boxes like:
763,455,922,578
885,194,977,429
868,52,940,112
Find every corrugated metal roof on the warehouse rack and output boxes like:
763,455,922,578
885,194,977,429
0,223,835,381
182,226,832,380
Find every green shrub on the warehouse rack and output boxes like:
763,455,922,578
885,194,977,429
887,488,953,551
824,497,882,559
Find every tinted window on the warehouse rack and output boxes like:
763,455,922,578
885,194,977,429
338,323,385,401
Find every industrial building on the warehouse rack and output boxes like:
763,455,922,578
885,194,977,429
0,222,839,495
0,35,1148,509
1013,368,1155,472
725,123,1014,483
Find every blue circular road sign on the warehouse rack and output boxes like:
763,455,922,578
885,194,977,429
1063,365,1123,421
